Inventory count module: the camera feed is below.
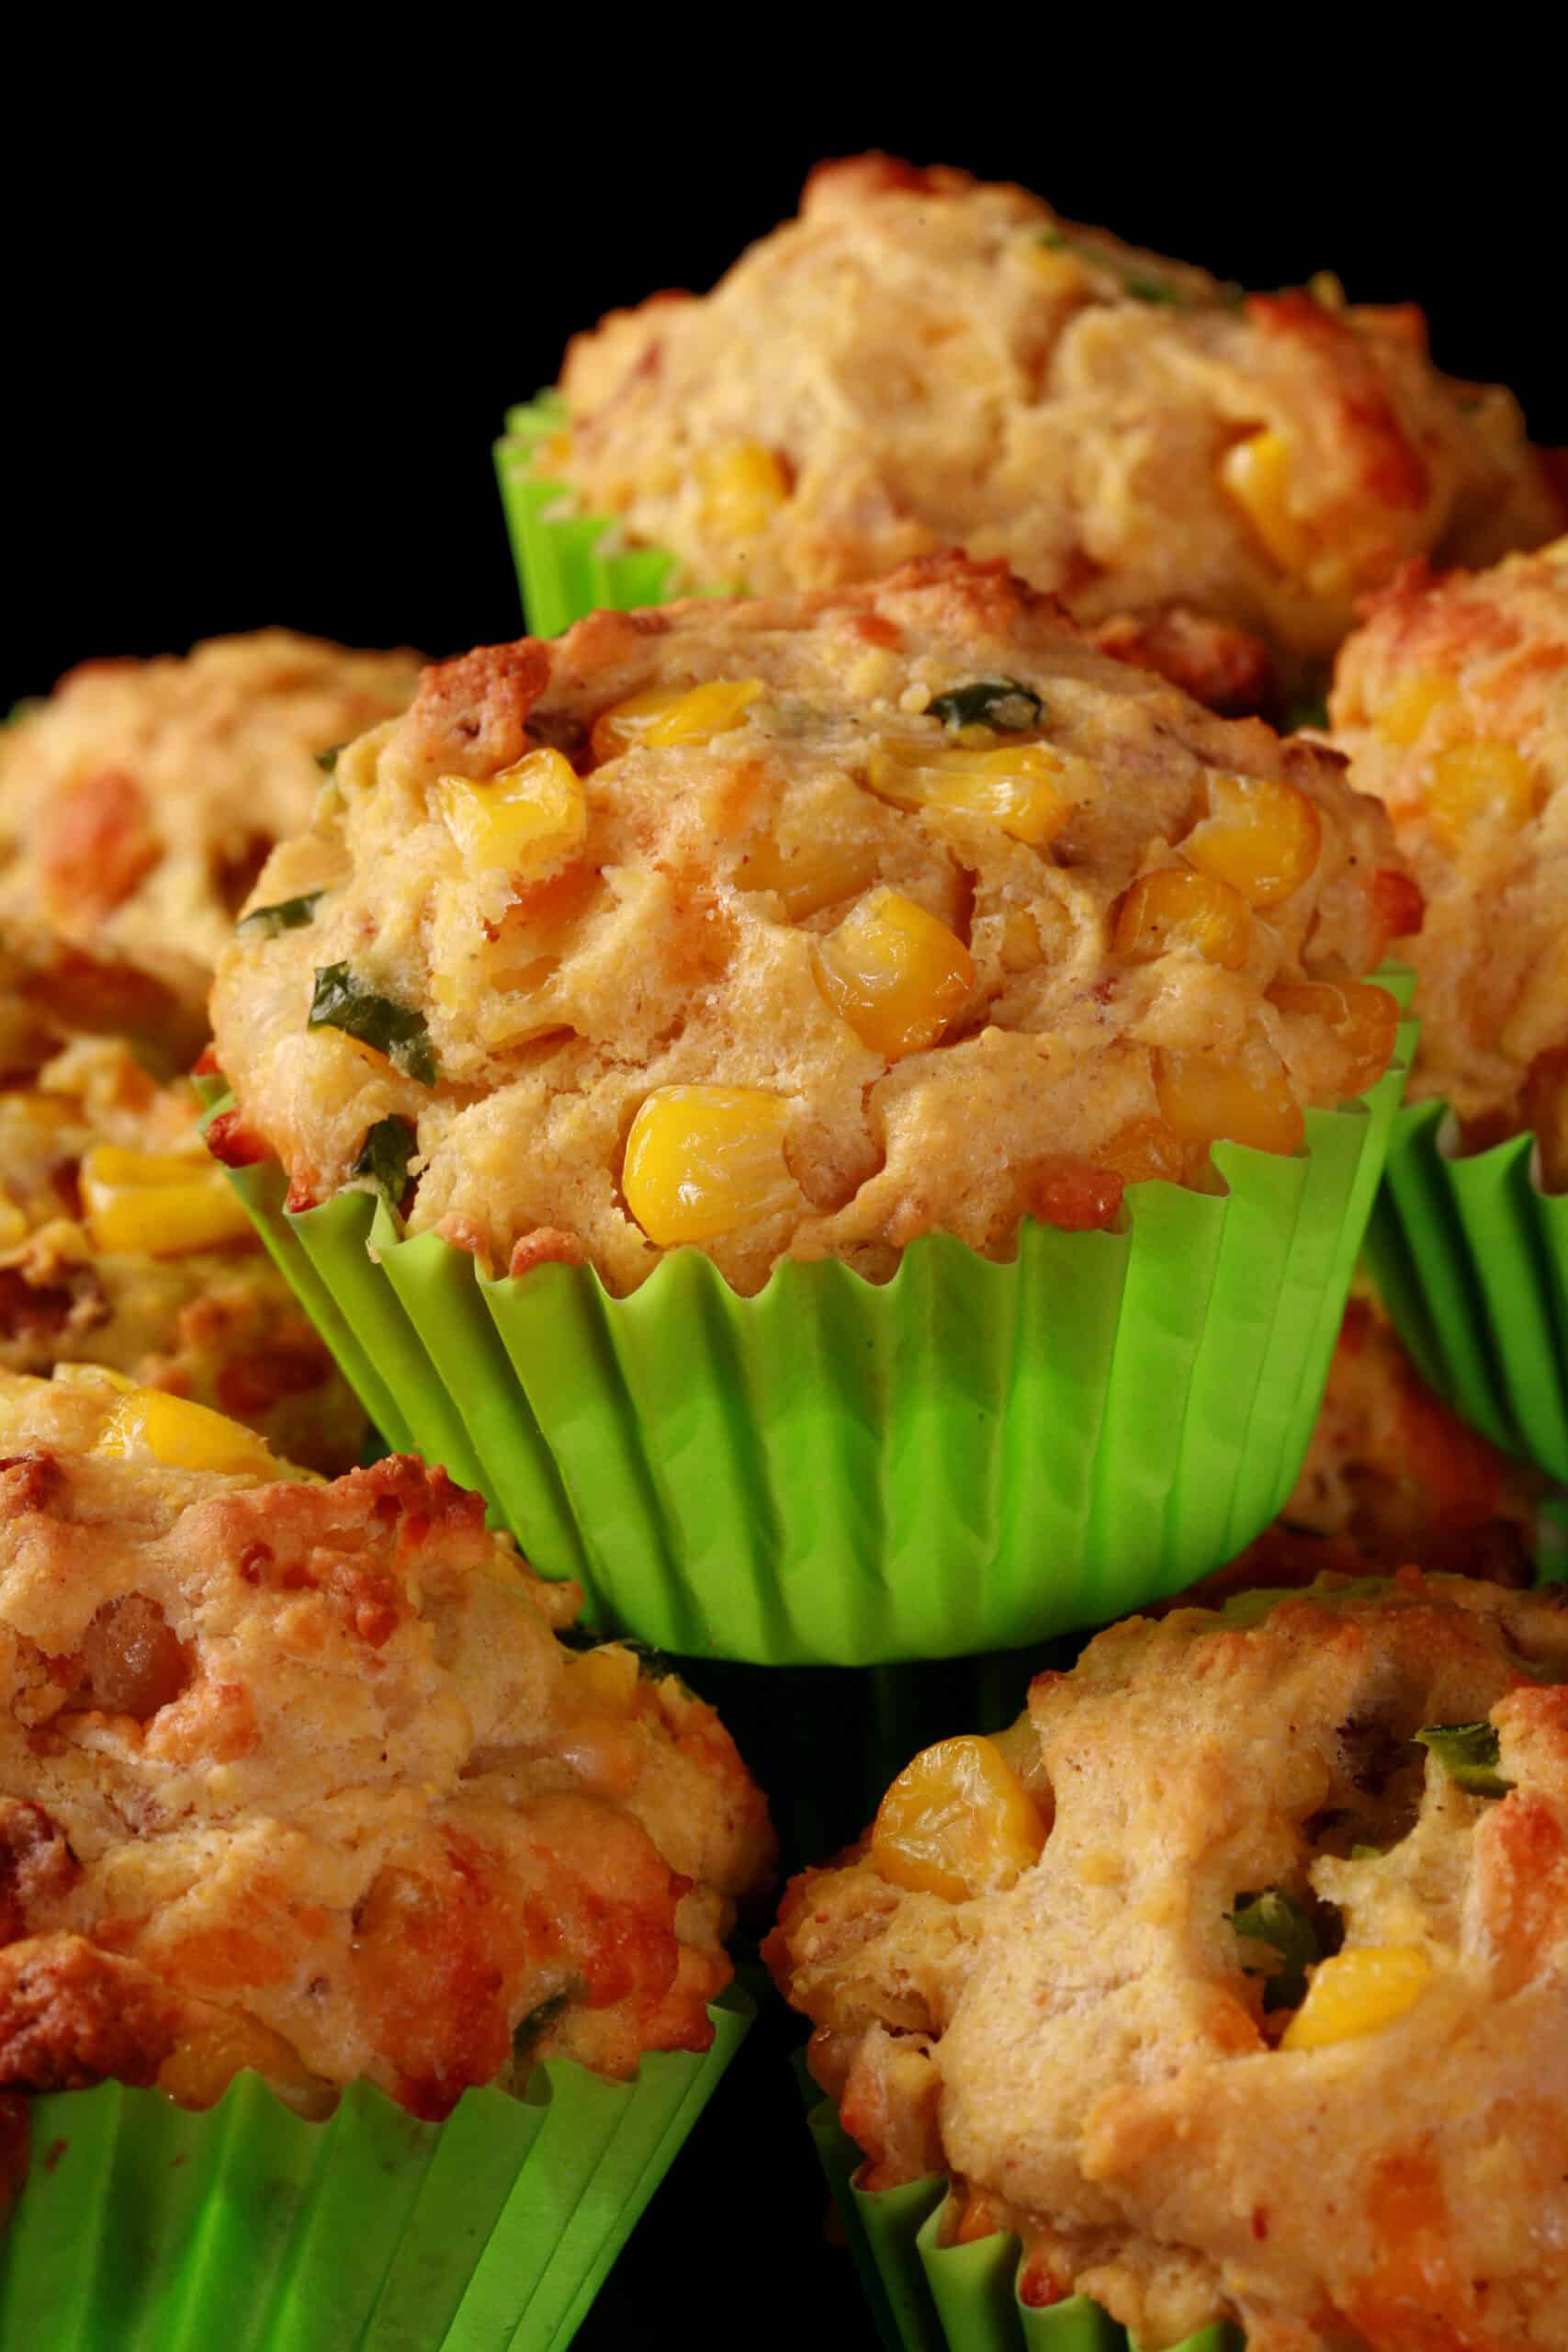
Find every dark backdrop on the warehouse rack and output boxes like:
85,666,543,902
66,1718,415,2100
6,49,1566,2351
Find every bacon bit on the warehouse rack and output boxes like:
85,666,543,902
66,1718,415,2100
1474,1788,1568,1993
216,1346,330,1419
1246,290,1429,513
1251,2206,1270,2241
0,1802,79,1942
1017,2259,1066,2309
434,1213,491,1268
1371,867,1425,948
192,1044,221,1079
408,640,552,780
1029,1157,1124,1233
0,1452,62,1513
0,1272,83,1347
283,1176,321,1216
204,1108,273,1170
0,1936,178,2090
846,613,902,649
508,1227,588,1280
39,772,160,923
1088,606,1274,717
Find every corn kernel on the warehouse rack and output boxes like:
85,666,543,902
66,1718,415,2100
1424,740,1537,847
1182,772,1322,909
158,2010,324,2111
865,741,1075,846
987,1712,1053,1804
80,1146,257,1259
561,1644,642,1719
0,1189,28,1250
436,748,586,879
1017,240,1089,298
737,834,882,922
1281,1946,1434,2050
815,889,975,1059
1309,269,1347,311
1268,978,1398,1098
622,1085,799,1247
1111,867,1252,970
873,1735,1047,1903
1156,1050,1305,1156
95,1389,278,1478
697,441,791,540
1372,671,1456,748
591,678,765,763
1098,1115,1189,1187
1221,430,1317,574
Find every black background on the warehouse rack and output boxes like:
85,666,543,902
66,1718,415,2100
7,48,1566,2349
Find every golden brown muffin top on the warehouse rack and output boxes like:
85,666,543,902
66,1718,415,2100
0,631,422,1023
1329,536,1568,1186
0,1371,773,2120
547,155,1561,687
210,557,1412,1297
768,1573,1568,2350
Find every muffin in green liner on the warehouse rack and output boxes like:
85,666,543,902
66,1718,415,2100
0,1993,750,2352
495,393,680,639
205,991,1412,1666
1364,1103,1568,1483
805,2094,1236,2352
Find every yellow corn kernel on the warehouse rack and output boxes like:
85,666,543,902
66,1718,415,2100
1309,269,1347,311
1017,240,1089,298
1155,1050,1306,1156
561,1644,642,1719
815,889,975,1059
1182,771,1323,909
737,834,882,922
80,1146,257,1259
987,1711,1053,1806
1281,1946,1434,2051
873,1735,1048,1903
1424,740,1537,846
622,1085,799,1247
158,2010,327,2113
536,429,574,474
1372,670,1457,748
1111,868,1252,970
436,748,586,878
1221,430,1317,574
1268,978,1398,1098
0,1189,28,1249
52,1363,137,1396
865,741,1075,846
1098,1115,1189,1187
95,1389,278,1478
697,440,791,540
591,678,765,763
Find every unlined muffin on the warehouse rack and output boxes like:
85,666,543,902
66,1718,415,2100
770,1573,1568,2350
0,631,422,1023
209,555,1412,1299
1329,536,1568,1186
0,933,363,1474
0,1368,773,2123
539,155,1562,693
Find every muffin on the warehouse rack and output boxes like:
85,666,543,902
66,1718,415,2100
0,933,364,1474
1329,538,1568,1477
0,1366,770,2336
506,154,1562,695
0,631,422,1025
771,1573,1568,2350
201,556,1416,1658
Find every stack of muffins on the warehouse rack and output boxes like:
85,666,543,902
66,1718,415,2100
2,157,1565,2350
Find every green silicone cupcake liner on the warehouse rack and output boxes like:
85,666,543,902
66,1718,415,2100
805,2091,1240,2352
202,987,1413,1668
1365,1101,1568,1484
0,1988,750,2352
494,393,681,639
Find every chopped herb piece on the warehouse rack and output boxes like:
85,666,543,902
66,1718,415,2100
1039,232,1245,312
513,1989,568,2058
314,743,345,774
351,1114,417,1206
928,678,1044,734
1282,695,1329,734
308,964,438,1087
1228,1887,1320,2009
1349,1844,1383,1861
236,890,325,940
1416,1721,1510,1797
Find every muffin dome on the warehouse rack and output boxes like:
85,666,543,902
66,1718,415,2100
210,557,1412,1298
769,1574,1568,2350
0,631,422,1021
0,1371,773,2119
1329,537,1568,1185
546,155,1561,688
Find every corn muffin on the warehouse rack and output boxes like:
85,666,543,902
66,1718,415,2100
209,555,1414,1299
770,1573,1568,2351
0,1369,773,2129
0,937,362,1474
1329,537,1568,1187
543,155,1562,694
1221,1294,1541,1594
0,631,421,1023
